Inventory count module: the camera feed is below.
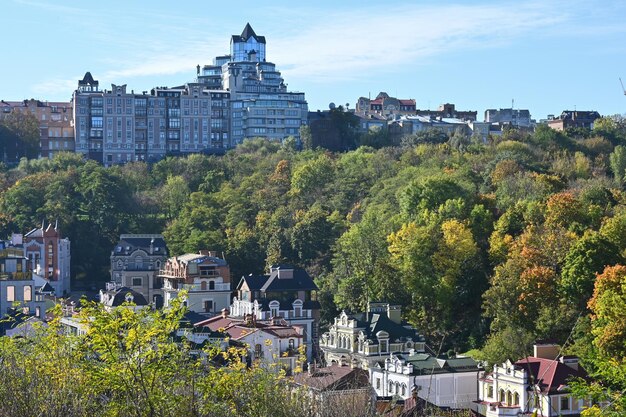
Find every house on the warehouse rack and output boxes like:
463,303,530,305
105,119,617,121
484,108,532,128
230,264,320,361
293,365,375,417
356,92,416,118
547,110,601,131
194,309,304,371
371,353,480,409
99,285,150,312
20,221,71,296
319,302,425,376
110,234,169,307
473,343,589,417
159,251,232,315
0,238,48,324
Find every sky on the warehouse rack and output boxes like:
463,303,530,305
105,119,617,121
1,0,625,120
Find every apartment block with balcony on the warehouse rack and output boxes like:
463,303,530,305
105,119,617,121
110,234,168,307
197,23,308,145
230,264,320,361
159,251,231,315
0,238,47,323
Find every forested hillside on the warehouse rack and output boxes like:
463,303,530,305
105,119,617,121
1,118,626,370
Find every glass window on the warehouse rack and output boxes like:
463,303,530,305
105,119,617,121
24,285,32,302
561,397,569,410
7,286,15,302
132,277,142,287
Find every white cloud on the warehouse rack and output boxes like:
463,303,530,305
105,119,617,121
31,78,79,97
270,2,568,82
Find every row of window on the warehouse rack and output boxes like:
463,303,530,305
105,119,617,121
3,285,32,302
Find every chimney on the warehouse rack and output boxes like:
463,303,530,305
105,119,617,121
387,304,402,324
559,356,579,371
277,266,293,279
533,343,560,359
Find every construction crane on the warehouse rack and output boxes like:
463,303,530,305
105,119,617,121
621,78,626,95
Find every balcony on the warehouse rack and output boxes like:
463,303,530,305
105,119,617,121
0,271,32,281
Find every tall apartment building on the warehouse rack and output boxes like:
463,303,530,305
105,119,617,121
0,99,74,159
72,74,230,165
72,24,306,165
197,23,308,144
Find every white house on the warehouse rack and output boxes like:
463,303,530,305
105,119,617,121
371,353,479,409
473,343,589,417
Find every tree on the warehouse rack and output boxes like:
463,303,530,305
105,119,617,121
561,232,624,308
609,145,626,185
0,111,40,161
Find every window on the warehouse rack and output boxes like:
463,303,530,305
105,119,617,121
507,391,512,406
204,300,213,312
24,285,32,302
200,281,207,291
7,286,15,302
288,339,295,350
487,385,494,398
255,344,263,358
380,340,388,353
499,389,505,403
376,378,381,390
401,384,406,396
132,277,142,287
514,392,520,405
209,280,215,290
389,381,394,394
561,396,570,411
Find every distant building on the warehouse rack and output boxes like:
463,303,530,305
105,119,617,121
371,353,480,409
198,23,308,144
110,234,168,306
547,110,601,131
320,302,425,375
72,74,230,165
99,285,149,312
0,99,74,159
484,108,532,128
230,265,320,361
356,92,416,119
0,238,48,324
195,309,304,371
417,103,477,122
473,343,589,417
159,251,232,315
293,365,375,417
21,221,71,296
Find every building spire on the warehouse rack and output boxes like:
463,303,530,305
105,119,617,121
241,23,257,40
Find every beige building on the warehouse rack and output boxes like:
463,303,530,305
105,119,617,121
0,98,74,159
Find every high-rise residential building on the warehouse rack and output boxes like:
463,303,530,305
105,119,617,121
72,24,306,165
72,75,230,165
197,23,308,145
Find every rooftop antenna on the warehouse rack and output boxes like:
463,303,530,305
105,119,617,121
620,78,626,95
512,98,514,110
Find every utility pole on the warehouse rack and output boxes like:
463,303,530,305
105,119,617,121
620,78,626,95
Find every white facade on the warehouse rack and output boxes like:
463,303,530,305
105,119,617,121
475,356,588,417
371,355,479,409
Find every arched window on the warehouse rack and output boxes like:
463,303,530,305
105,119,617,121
395,382,400,395
389,381,394,394
200,281,207,291
514,392,520,405
507,391,512,405
499,389,505,403
135,255,143,269
401,384,406,396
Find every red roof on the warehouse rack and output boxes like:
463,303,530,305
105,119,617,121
398,99,416,106
514,357,587,393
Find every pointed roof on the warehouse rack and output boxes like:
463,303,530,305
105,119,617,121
232,23,266,44
79,72,98,86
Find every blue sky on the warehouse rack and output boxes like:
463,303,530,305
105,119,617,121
2,0,625,120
